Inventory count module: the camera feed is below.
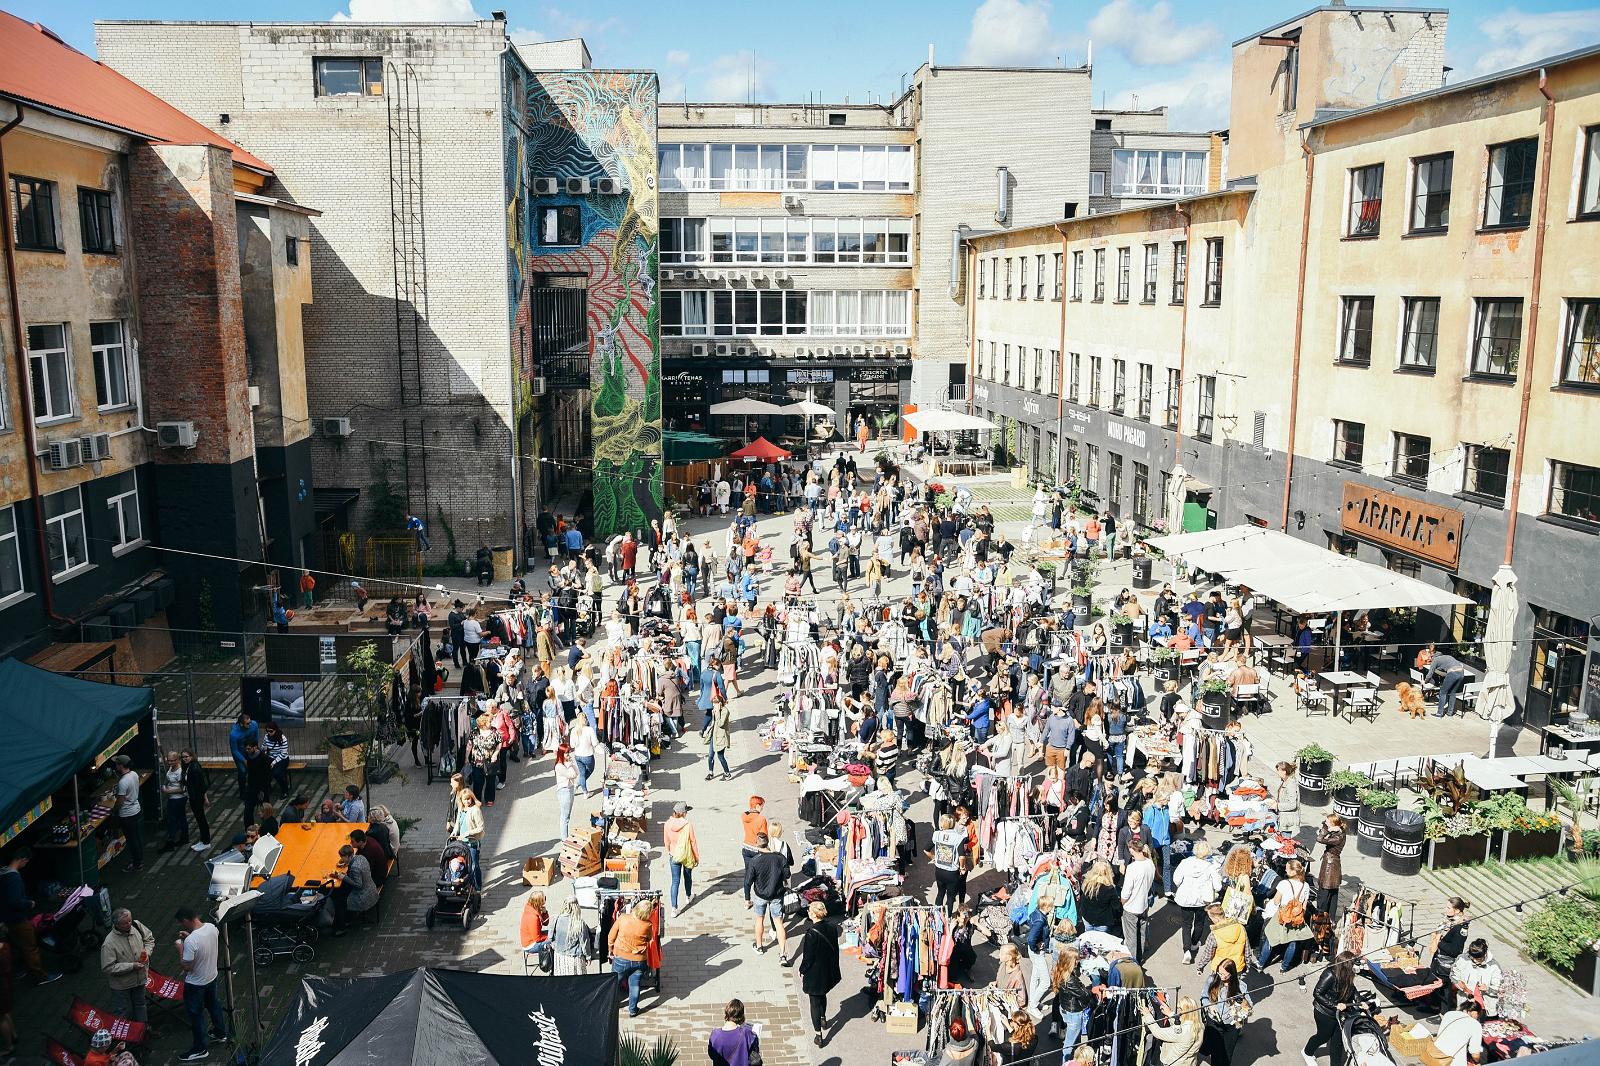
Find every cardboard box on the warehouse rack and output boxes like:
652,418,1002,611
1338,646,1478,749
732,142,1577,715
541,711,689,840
814,846,838,866
603,855,641,887
885,1003,919,1034
521,856,559,887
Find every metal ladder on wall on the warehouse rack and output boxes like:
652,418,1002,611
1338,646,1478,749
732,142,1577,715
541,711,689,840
387,62,429,512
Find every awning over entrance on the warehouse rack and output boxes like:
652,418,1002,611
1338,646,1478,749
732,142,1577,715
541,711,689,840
1145,526,1470,614
902,409,998,433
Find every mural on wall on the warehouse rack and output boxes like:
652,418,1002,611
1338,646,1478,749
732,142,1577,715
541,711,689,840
507,66,662,539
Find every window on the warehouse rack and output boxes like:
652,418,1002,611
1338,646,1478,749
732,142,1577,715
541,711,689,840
1110,150,1209,197
106,471,143,552
1393,432,1431,485
538,206,581,247
1086,445,1101,493
1003,344,1012,386
286,236,299,266
658,142,911,192
1471,298,1523,378
27,324,74,423
1090,357,1102,407
1036,254,1046,300
1202,238,1223,305
1463,444,1511,504
1450,578,1491,668
1484,138,1537,228
1327,533,1360,558
1090,172,1107,196
1561,299,1600,387
1195,375,1214,438
1046,350,1060,396
1171,240,1186,303
0,507,22,603
314,57,383,97
1108,453,1123,513
1400,297,1440,371
1111,359,1126,412
11,177,59,251
660,290,710,336
1137,363,1153,420
1094,118,1113,131
1032,348,1045,393
1019,256,1029,301
43,487,88,578
1004,258,1013,300
1386,551,1422,579
1132,462,1150,523
1332,419,1365,466
1070,251,1084,300
1548,461,1600,526
1069,353,1082,402
1052,253,1063,300
977,258,987,299
1347,164,1383,237
91,321,132,410
1337,296,1374,365
1092,249,1105,302
1164,368,1180,428
1410,153,1452,232
1580,127,1600,219
1141,244,1158,303
828,113,847,126
78,188,116,254
1115,247,1130,302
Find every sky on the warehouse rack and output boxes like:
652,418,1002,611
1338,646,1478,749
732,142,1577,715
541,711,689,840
11,0,1600,130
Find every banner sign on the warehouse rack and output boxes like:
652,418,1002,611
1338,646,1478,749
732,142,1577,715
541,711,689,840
1340,483,1464,569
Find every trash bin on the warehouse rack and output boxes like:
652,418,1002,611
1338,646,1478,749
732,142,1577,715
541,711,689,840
491,545,515,583
327,733,368,798
1132,556,1154,590
1381,810,1426,876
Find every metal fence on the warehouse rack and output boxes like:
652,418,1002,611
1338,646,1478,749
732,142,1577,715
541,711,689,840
316,529,423,602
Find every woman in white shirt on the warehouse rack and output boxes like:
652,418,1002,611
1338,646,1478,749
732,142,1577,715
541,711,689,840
568,715,599,795
1172,841,1223,965
604,610,629,647
1257,858,1314,973
552,743,580,838
460,611,484,661
983,716,1015,777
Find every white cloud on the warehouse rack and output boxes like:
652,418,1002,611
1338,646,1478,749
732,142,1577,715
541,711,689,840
331,0,479,21
665,49,690,65
1088,0,1219,67
660,75,688,101
1471,7,1600,75
962,0,1065,66
696,51,773,102
1112,59,1231,131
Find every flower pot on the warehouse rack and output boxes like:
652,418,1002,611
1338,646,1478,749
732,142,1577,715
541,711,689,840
1153,662,1179,686
1199,690,1231,730
1298,759,1333,806
1073,593,1092,615
1333,786,1362,822
1426,833,1492,870
1357,803,1390,856
1499,827,1564,863
1572,945,1600,998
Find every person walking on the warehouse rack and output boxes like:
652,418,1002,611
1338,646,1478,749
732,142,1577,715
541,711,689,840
263,721,291,798
449,789,486,890
100,908,155,1027
174,907,228,1062
706,691,733,781
552,743,578,839
159,751,188,851
607,897,655,1018
798,901,841,1047
1173,841,1223,965
111,756,145,873
550,897,595,976
1201,959,1254,1066
663,801,700,915
1315,813,1347,917
748,833,791,959
467,713,501,807
0,850,59,985
1120,840,1156,962
927,815,971,909
1258,858,1314,973
569,714,599,795
1303,951,1358,1066
1273,761,1302,837
180,751,211,849
707,999,761,1066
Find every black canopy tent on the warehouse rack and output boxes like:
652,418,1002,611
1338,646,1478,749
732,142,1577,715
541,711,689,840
260,968,620,1066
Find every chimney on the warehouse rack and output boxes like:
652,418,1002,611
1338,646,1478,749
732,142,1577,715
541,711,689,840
928,43,935,69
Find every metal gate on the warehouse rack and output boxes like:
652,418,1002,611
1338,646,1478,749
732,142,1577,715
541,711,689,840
530,284,588,391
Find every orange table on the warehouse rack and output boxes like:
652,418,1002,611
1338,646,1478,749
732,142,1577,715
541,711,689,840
255,822,369,888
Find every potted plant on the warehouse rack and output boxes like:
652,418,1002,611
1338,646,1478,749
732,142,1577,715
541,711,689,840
1423,807,1495,870
1296,743,1335,803
1151,647,1180,686
1035,560,1058,595
1329,769,1373,821
1071,579,1093,616
1198,677,1231,728
1477,793,1566,862
1356,787,1399,854
1523,870,1600,997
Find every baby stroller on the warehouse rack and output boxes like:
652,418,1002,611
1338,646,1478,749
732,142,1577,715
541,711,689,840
249,873,322,966
425,841,481,931
1340,991,1399,1066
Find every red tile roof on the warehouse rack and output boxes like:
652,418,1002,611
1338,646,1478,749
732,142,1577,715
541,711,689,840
0,13,272,174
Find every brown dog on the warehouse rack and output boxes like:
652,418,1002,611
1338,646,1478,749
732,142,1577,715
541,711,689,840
1396,681,1427,719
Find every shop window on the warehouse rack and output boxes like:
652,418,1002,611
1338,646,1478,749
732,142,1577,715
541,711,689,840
1449,578,1491,668
1528,607,1590,723
1108,454,1123,516
1384,551,1421,578
1132,462,1149,524
1547,460,1600,528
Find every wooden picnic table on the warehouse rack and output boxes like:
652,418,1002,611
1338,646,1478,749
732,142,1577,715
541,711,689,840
254,822,369,889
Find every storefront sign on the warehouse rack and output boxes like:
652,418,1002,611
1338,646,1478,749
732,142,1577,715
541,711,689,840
1022,398,1041,417
786,368,834,384
851,366,896,383
664,371,708,387
974,384,990,404
1107,421,1147,449
1340,484,1464,569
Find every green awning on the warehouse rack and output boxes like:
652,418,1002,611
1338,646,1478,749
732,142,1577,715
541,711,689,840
663,431,726,463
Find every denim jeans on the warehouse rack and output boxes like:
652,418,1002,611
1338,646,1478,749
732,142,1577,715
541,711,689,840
669,859,693,909
557,786,574,839
708,747,731,776
1259,938,1299,972
465,839,482,889
468,763,497,804
1108,738,1127,774
183,979,227,1053
1059,1008,1091,1058
576,756,595,791
1437,670,1467,716
613,957,646,1014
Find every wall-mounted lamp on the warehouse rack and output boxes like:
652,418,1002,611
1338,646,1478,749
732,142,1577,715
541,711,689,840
1294,510,1306,531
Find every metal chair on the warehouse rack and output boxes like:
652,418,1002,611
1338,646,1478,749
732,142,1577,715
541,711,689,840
1455,681,1487,719
1345,686,1379,721
1409,668,1439,703
1372,645,1400,673
1232,682,1263,717
1299,679,1333,717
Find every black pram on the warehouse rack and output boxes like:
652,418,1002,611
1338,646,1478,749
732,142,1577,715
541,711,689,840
249,873,323,966
426,841,481,931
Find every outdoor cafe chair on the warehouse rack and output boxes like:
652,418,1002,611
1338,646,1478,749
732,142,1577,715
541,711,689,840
1345,686,1379,722
1299,680,1333,718
1409,668,1439,702
1455,681,1487,719
1232,682,1263,717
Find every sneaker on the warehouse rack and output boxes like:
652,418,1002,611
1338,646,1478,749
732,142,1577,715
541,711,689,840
1182,951,1193,965
1303,1055,1318,1066
209,1031,227,1042
179,1052,210,1062
36,972,64,985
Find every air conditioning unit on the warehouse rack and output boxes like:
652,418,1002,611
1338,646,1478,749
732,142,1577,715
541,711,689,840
662,269,676,282
691,343,708,357
735,345,751,357
156,421,198,450
247,385,261,408
594,177,621,195
321,416,353,438
714,343,731,356
531,176,560,196
530,376,548,397
680,269,700,281
47,438,84,471
80,432,113,462
772,270,789,283
852,345,867,357
749,271,767,284
564,176,591,195
893,344,909,356
782,194,801,209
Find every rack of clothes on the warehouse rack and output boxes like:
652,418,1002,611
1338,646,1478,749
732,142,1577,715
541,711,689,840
922,987,1026,1056
597,888,665,990
1338,886,1414,958
420,695,483,782
1181,726,1250,788
860,902,956,1016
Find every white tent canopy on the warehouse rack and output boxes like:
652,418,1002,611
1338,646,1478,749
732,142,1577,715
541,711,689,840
778,400,834,415
710,399,786,415
1144,525,1470,614
902,409,998,434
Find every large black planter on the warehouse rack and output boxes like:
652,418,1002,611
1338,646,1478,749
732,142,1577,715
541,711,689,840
1153,662,1179,686
1572,947,1600,998
1426,833,1493,870
1298,759,1333,806
1333,786,1362,822
1133,556,1154,589
1499,828,1564,863
1380,810,1426,876
1073,593,1092,616
1199,690,1231,730
1357,803,1390,856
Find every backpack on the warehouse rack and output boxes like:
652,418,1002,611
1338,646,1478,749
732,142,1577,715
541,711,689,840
671,828,698,869
1276,882,1308,929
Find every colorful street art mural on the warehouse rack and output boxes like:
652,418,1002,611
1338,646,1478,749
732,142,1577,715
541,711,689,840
506,65,662,539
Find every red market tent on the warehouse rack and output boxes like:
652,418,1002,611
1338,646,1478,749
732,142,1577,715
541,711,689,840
729,437,791,461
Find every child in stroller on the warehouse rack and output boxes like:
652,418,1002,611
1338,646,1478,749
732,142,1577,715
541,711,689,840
426,841,482,931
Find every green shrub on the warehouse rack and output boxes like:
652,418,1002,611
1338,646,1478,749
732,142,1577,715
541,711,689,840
1328,770,1374,792
1523,897,1600,971
1296,743,1335,764
1358,788,1399,811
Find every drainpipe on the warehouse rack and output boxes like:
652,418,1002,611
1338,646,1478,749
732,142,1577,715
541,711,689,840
1280,135,1316,532
964,242,977,413
1501,70,1557,566
0,104,70,624
1055,226,1069,483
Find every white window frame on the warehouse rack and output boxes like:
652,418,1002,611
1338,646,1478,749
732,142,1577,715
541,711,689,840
91,320,134,411
658,142,911,193
27,323,76,425
1110,150,1209,197
44,486,90,581
107,472,145,555
1089,171,1107,197
0,505,25,607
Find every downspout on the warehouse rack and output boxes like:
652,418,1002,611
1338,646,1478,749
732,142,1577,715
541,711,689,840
1501,70,1557,566
964,242,977,413
1055,225,1069,482
0,104,69,624
1280,135,1315,531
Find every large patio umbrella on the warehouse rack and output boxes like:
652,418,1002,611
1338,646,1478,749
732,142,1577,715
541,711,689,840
779,400,834,416
709,399,785,415
729,436,791,462
1480,563,1521,756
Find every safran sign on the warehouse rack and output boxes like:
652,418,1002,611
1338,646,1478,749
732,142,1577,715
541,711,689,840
1340,484,1464,569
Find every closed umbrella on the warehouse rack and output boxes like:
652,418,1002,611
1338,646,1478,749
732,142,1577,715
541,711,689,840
1481,563,1520,756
